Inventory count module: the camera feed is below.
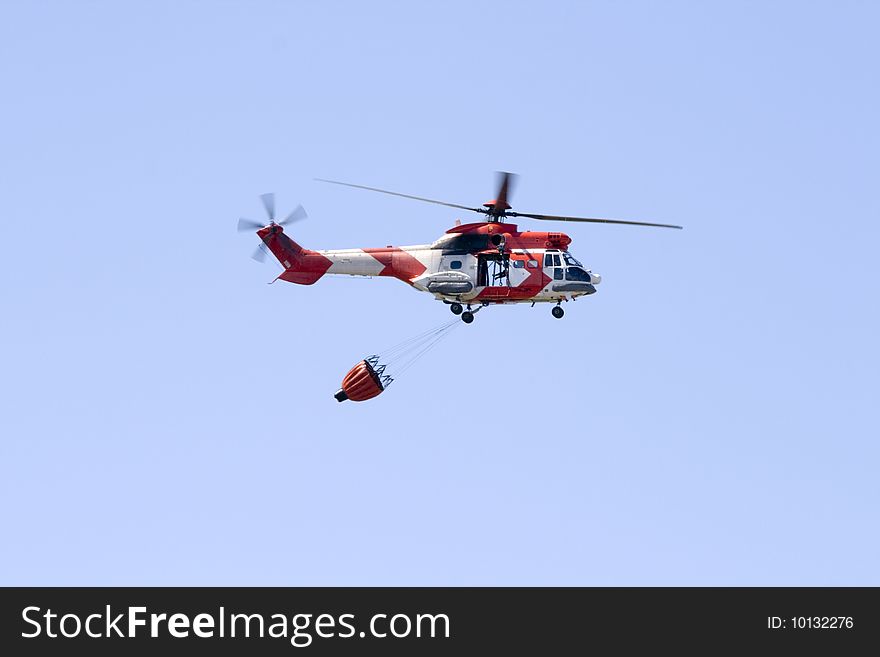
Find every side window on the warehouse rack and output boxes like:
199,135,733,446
544,253,553,267
512,259,525,268
553,254,561,267
554,268,564,280
450,260,462,270
527,260,538,268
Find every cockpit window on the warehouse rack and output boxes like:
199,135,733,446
544,253,553,267
563,253,583,267
552,254,561,267
565,267,591,282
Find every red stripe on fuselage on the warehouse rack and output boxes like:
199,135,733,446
364,248,426,282
473,250,550,301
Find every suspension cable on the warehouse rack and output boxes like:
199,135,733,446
380,318,459,365
390,320,462,378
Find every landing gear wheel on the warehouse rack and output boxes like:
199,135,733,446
450,302,463,315
552,306,565,319
461,311,475,324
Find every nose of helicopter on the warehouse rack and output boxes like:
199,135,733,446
590,272,602,285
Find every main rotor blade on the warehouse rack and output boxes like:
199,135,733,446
259,193,276,222
238,217,265,232
510,211,683,230
494,171,518,209
315,178,483,214
279,204,307,226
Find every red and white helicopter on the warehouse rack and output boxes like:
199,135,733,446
238,173,681,322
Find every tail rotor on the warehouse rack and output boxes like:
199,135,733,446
237,192,308,262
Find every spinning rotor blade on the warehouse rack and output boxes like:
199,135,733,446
251,243,269,262
240,194,304,265
316,174,683,230
493,171,518,210
260,193,276,222
315,178,482,214
279,204,307,226
237,217,265,232
509,211,683,230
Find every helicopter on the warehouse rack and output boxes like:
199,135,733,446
237,172,681,322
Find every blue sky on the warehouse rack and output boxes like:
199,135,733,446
1,1,878,585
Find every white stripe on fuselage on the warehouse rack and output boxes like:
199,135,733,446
318,246,434,277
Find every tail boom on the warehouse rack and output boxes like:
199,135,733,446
258,226,431,286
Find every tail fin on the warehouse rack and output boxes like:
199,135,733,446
259,227,332,285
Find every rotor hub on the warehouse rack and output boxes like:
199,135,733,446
483,199,512,212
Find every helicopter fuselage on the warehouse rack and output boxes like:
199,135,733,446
260,221,601,306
